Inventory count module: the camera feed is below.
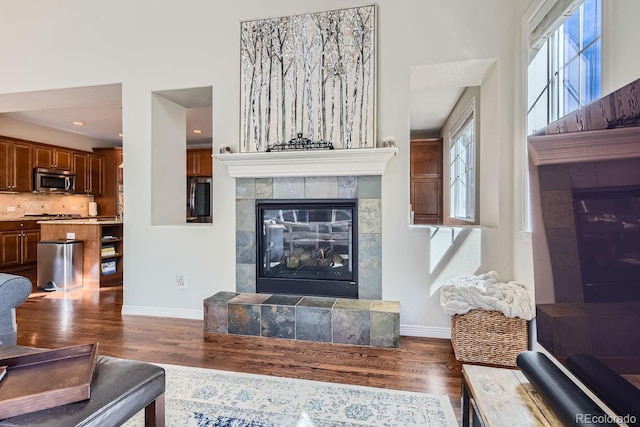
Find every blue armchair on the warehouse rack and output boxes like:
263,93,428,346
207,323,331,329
0,273,32,345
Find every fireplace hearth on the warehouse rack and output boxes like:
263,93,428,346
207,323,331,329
256,199,358,298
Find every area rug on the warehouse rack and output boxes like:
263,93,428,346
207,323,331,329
123,363,458,427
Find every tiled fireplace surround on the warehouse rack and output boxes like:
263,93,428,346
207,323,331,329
529,78,640,371
204,171,401,348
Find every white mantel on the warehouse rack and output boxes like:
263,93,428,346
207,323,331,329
528,127,640,166
214,147,398,178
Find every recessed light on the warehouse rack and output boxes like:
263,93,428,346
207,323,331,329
192,129,202,134
72,121,84,126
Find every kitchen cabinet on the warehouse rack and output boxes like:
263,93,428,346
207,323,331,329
73,152,104,196
33,144,73,170
40,220,123,288
0,137,33,192
0,220,40,269
93,147,122,217
73,152,88,193
187,148,213,177
410,139,443,225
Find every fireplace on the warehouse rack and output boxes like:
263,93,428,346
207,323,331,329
256,199,358,298
573,186,640,303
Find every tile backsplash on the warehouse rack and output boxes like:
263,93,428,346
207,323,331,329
0,193,93,219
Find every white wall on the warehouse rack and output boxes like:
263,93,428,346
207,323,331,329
602,0,640,94
0,0,536,336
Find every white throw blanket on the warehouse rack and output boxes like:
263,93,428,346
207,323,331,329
439,271,534,320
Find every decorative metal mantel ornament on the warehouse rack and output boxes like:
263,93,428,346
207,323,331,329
266,132,334,152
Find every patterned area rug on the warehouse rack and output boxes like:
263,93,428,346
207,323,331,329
124,363,458,427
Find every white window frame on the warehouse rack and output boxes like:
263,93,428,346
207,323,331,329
449,98,476,224
524,0,601,231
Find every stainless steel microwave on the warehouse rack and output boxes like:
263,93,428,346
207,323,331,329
33,168,76,193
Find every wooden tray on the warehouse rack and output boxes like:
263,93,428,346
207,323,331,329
0,343,98,420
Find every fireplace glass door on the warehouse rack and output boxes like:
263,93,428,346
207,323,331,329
256,199,357,298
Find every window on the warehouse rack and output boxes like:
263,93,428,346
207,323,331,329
449,100,475,222
527,0,601,134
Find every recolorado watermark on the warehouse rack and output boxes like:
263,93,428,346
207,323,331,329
576,414,636,424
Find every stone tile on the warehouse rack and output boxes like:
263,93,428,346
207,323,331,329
235,263,256,293
261,305,296,339
596,158,640,187
358,199,382,233
334,299,372,311
372,300,400,313
205,291,239,302
229,293,271,304
304,177,338,198
236,230,256,264
337,176,357,198
236,199,256,232
359,233,381,269
263,295,303,306
357,176,381,199
570,162,598,188
538,164,571,191
228,303,262,336
357,266,382,300
333,309,371,346
536,304,591,356
203,292,238,334
296,306,332,342
255,178,273,199
273,177,305,199
371,310,400,348
236,179,255,199
298,296,336,308
540,190,574,229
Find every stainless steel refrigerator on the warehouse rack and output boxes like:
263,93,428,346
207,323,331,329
187,177,212,223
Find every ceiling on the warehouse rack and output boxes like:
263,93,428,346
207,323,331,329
0,60,493,146
0,84,213,146
410,59,496,131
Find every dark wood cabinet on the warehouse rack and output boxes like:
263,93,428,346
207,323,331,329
73,152,104,195
73,152,88,194
92,147,122,217
34,145,73,170
87,154,104,195
0,231,20,267
39,221,122,287
410,139,443,225
187,148,213,177
0,221,40,269
0,138,33,192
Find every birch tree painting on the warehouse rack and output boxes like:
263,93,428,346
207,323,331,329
240,5,376,152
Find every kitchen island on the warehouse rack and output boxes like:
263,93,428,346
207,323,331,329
39,219,123,288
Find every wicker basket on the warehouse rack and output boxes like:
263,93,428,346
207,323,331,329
450,309,528,367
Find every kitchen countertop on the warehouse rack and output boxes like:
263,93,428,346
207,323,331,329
38,218,122,225
0,216,120,222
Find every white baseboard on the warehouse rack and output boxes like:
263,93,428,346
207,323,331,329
400,325,451,339
121,305,203,320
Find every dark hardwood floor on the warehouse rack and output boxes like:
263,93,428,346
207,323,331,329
14,267,463,421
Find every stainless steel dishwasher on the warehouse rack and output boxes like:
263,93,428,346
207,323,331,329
37,240,84,291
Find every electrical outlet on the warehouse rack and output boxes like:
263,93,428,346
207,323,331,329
7,206,15,212
176,274,187,289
